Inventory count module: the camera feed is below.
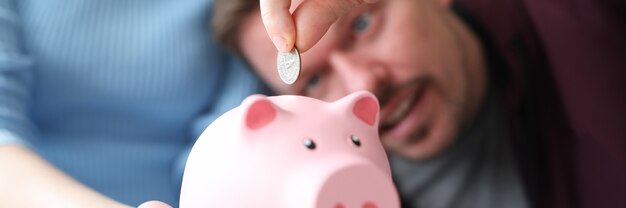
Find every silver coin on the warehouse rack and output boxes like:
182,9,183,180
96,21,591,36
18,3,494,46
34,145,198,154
277,47,301,85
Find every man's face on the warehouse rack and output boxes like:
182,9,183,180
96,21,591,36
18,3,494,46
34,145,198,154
238,0,486,160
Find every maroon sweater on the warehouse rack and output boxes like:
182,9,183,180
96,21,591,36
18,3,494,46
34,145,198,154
455,0,626,207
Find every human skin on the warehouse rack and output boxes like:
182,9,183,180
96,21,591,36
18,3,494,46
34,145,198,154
0,145,174,208
0,0,487,206
259,0,379,52
0,145,129,208
240,0,488,160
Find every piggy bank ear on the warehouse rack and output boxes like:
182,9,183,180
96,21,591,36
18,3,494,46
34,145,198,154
337,91,380,127
241,95,277,130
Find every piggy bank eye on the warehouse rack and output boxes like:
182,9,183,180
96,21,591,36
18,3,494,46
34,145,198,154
350,135,362,147
303,138,316,150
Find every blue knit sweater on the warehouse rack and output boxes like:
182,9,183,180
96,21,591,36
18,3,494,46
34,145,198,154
0,0,266,206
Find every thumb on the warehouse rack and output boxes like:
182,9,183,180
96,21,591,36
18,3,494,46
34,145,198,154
260,0,296,52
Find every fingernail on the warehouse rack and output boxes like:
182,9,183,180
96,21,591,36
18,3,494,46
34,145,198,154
272,36,289,52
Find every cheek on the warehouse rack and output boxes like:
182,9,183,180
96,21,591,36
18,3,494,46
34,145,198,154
242,42,293,94
244,47,283,91
381,2,466,85
391,16,467,102
374,10,438,79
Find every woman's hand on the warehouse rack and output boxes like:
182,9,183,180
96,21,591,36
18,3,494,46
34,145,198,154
260,0,378,53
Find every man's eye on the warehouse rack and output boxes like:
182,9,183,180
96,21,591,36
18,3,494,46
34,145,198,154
352,12,372,34
304,74,321,93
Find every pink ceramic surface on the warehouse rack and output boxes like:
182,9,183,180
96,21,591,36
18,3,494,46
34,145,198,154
180,91,400,208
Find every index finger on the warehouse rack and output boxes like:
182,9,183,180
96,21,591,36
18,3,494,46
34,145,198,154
260,0,297,52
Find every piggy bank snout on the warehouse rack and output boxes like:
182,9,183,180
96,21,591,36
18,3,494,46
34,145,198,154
285,156,400,208
317,163,399,208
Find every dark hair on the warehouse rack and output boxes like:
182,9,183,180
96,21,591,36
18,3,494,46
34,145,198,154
212,0,259,53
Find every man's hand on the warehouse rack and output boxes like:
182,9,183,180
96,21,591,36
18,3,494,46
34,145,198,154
260,0,378,53
137,201,172,208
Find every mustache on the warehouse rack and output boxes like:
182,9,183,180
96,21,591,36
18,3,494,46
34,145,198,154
375,77,431,107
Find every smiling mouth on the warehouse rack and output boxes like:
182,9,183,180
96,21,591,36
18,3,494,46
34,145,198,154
379,81,428,133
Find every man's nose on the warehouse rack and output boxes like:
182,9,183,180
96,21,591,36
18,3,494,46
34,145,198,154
329,51,391,94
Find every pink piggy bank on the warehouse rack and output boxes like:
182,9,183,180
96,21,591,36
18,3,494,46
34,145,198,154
180,91,400,208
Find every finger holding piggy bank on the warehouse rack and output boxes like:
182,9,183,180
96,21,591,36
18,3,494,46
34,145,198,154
180,91,400,208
